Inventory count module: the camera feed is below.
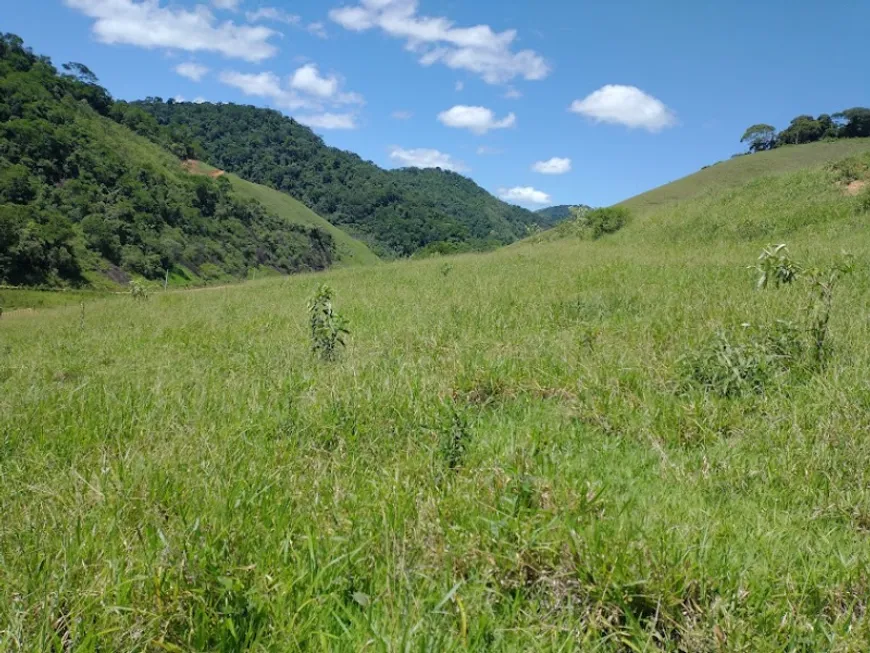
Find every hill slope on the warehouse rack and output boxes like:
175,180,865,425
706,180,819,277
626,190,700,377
0,36,338,287
135,100,552,257
5,144,870,647
619,138,870,217
185,160,379,267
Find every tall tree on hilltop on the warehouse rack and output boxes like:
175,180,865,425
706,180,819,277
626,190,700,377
741,124,777,153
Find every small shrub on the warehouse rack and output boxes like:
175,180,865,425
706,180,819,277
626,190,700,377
440,262,454,277
439,406,471,470
581,206,631,239
129,279,148,301
855,186,870,214
751,244,802,289
308,284,349,361
805,256,855,366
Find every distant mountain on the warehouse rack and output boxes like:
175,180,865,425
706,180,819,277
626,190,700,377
135,101,554,257
536,205,592,221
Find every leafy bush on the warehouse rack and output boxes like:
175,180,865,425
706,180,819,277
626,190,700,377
308,285,349,361
750,244,802,289
575,206,631,239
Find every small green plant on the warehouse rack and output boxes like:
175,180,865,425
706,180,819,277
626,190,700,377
805,256,855,365
308,284,349,361
129,280,149,301
680,322,805,398
855,186,870,214
439,406,471,470
751,244,801,289
440,262,454,277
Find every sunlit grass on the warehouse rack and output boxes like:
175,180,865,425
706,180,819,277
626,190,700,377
2,153,870,650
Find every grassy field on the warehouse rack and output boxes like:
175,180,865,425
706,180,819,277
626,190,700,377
2,149,870,650
619,138,870,217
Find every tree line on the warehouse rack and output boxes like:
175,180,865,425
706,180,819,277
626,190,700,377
741,108,870,153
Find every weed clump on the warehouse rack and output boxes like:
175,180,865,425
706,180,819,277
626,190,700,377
308,284,349,361
129,279,148,301
683,245,854,396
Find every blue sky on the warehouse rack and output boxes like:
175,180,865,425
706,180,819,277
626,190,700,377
5,0,870,207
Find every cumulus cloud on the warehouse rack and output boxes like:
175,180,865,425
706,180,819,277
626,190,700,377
246,7,301,25
391,110,413,120
532,157,571,175
570,85,676,132
65,0,278,62
296,113,357,130
329,0,549,84
499,186,551,205
193,96,207,104
219,65,363,127
175,62,209,81
437,105,515,134
389,147,468,172
307,22,328,38
503,87,522,99
212,0,240,9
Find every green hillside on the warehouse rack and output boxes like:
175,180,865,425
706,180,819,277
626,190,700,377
135,100,553,257
4,141,870,648
619,138,870,216
186,160,380,267
0,35,338,288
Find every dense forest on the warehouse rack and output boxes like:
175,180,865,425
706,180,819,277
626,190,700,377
0,35,337,287
741,109,870,153
135,101,557,257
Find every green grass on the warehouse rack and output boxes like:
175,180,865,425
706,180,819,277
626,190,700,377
2,150,870,650
0,287,117,312
187,161,380,268
619,138,870,216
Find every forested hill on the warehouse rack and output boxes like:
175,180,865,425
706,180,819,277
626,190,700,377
135,101,553,257
536,205,592,221
0,34,337,287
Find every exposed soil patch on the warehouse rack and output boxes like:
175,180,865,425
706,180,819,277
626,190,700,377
845,180,867,196
182,159,225,178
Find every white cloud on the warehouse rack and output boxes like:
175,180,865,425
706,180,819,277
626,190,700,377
455,81,464,92
307,22,328,38
503,87,522,99
193,96,207,104
175,62,209,81
65,0,278,62
173,94,185,102
437,105,515,134
570,85,676,132
499,186,551,205
246,7,301,25
329,0,549,84
389,147,468,172
532,157,571,175
290,64,363,104
476,145,502,156
296,113,357,130
212,0,240,10
219,66,363,126
391,110,413,120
